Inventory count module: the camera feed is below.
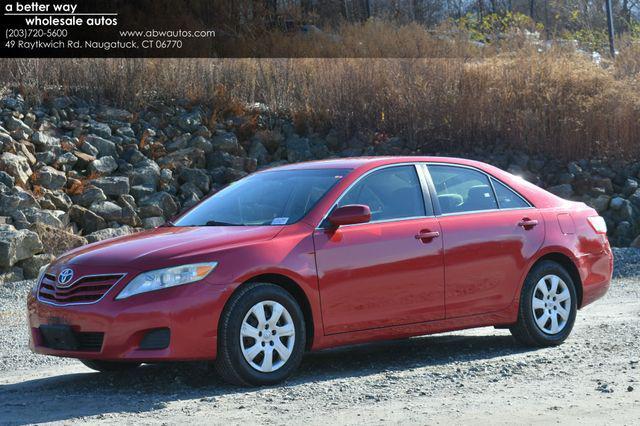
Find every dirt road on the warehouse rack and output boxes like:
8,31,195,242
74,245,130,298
1,249,639,425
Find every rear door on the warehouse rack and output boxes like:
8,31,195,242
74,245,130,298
313,164,445,334
425,164,545,318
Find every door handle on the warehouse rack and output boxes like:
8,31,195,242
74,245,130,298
415,231,440,241
518,218,539,229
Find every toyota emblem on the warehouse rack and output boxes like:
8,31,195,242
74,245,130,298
57,269,74,287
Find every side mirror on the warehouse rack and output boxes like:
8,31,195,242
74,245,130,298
328,204,371,227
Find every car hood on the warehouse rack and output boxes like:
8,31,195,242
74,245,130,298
56,226,284,269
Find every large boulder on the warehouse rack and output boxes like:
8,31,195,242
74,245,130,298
88,156,118,174
90,176,130,197
90,201,123,222
157,148,205,170
130,185,155,201
211,131,240,154
18,253,55,279
138,204,164,219
120,204,141,227
248,139,269,165
610,196,626,211
85,226,133,243
5,116,32,135
30,222,87,257
630,189,640,209
34,166,67,190
285,135,313,163
79,140,99,157
71,186,107,207
546,184,573,200
0,267,24,283
87,120,112,138
97,106,133,122
31,131,60,150
56,152,78,171
179,167,210,193
85,134,117,158
0,171,15,187
0,130,14,146
22,207,66,229
140,191,179,218
128,157,161,189
142,216,165,228
206,151,245,170
610,198,635,222
176,111,202,132
0,187,39,215
622,179,639,197
73,150,96,169
0,193,20,216
591,195,611,214
69,205,106,234
166,133,192,152
46,191,72,211
0,224,43,268
190,135,213,153
614,221,634,246
0,152,32,186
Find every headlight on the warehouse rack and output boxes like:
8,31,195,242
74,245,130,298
115,262,218,300
32,263,50,293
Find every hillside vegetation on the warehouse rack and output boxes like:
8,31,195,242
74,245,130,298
2,20,639,160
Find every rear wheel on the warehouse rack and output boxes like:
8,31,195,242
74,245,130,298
215,283,305,386
80,360,141,372
510,260,578,347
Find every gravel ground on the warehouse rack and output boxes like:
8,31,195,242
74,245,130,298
1,249,639,425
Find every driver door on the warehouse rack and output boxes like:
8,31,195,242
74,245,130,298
313,165,446,334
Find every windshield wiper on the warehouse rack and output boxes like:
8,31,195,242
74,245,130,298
204,220,243,226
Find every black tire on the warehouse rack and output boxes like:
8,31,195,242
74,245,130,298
215,282,306,386
510,260,578,347
80,359,142,372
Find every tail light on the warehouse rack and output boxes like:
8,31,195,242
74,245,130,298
587,216,607,234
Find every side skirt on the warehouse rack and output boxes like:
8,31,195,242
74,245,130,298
310,306,519,351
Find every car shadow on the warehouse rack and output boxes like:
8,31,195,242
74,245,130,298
1,332,534,425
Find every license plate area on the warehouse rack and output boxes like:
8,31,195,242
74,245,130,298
40,325,79,350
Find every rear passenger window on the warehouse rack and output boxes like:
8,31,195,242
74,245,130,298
428,165,498,214
338,165,427,221
491,178,530,209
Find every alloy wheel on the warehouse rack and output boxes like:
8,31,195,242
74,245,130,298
239,300,296,373
531,274,572,335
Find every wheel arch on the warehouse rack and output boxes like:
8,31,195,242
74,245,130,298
228,273,315,350
529,252,583,308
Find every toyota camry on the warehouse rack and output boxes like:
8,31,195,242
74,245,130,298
27,157,613,386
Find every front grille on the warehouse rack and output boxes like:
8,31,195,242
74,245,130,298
38,273,125,305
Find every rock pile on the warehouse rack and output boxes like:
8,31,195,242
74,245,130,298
0,91,638,282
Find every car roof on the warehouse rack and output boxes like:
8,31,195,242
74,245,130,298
264,156,565,209
264,156,489,171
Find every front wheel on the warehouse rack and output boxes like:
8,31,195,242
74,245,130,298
215,283,306,386
80,360,141,372
510,260,578,347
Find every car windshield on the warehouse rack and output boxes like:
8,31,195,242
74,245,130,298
174,168,351,226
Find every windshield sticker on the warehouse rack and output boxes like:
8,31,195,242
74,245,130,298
271,217,289,225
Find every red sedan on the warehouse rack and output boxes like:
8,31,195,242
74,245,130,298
27,157,613,386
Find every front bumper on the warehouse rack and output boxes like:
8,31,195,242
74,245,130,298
27,264,227,362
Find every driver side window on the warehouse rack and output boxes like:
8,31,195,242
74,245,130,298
338,166,427,222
